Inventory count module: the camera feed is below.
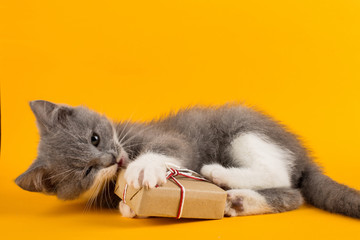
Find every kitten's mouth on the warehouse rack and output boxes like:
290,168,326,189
115,149,129,170
117,158,124,168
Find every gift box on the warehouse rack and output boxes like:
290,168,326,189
114,167,227,219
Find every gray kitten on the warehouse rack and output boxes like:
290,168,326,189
16,100,360,218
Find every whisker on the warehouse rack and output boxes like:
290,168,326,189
63,130,84,142
86,180,101,212
87,186,98,212
104,178,111,209
120,124,155,147
84,175,102,213
57,170,77,185
117,115,134,142
43,169,74,181
122,142,144,149
118,125,135,145
117,113,135,143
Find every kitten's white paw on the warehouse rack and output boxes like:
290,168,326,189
124,153,167,189
119,201,136,218
200,163,229,187
224,189,272,217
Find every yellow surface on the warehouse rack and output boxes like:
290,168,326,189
1,0,360,239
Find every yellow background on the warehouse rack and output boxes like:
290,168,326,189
1,0,360,239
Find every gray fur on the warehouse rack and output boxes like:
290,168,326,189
16,101,360,218
257,188,304,213
16,100,121,200
300,164,360,218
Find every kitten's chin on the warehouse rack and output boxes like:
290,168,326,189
99,164,119,182
82,165,118,200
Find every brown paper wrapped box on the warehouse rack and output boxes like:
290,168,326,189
114,169,227,219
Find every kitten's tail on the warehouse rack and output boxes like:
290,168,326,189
300,163,360,218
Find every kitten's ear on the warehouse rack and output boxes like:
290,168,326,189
15,161,54,193
29,100,73,134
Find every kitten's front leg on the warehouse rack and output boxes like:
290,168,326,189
124,152,181,189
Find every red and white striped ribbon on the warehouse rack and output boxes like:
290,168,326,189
165,167,207,219
122,184,128,204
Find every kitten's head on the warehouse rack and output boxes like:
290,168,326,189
15,100,128,200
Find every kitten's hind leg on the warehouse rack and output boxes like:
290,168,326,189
119,200,149,218
200,163,274,189
225,188,303,217
119,200,136,218
200,163,291,190
201,132,294,190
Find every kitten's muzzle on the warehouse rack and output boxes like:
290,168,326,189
103,153,118,168
111,153,117,164
108,153,124,168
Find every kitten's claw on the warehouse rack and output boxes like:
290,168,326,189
124,153,167,189
119,200,136,218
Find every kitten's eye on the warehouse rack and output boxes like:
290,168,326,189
91,133,100,147
85,166,93,177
